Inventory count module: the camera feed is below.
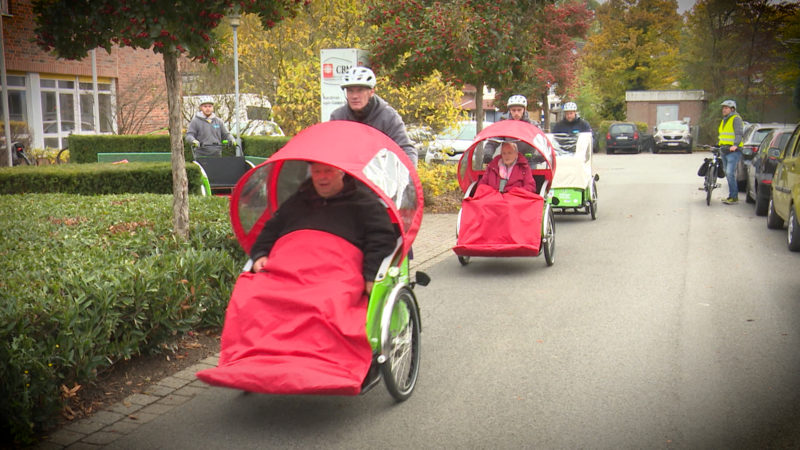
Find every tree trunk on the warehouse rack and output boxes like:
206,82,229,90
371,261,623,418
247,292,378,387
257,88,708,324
475,82,484,133
163,51,189,240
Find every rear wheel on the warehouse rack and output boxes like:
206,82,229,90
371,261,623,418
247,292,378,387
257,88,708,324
607,148,614,155
589,181,598,220
457,255,470,266
705,169,715,206
754,190,769,216
543,208,555,266
381,287,421,402
767,197,785,229
788,206,800,252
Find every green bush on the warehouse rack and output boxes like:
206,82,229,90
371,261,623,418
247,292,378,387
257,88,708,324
67,134,290,164
0,162,204,195
0,194,244,444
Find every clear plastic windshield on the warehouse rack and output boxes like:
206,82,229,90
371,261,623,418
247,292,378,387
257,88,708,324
362,148,418,232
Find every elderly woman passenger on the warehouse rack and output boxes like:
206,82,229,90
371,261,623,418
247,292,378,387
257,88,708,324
478,141,537,194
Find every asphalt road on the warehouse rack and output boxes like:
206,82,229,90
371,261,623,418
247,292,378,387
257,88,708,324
107,151,800,449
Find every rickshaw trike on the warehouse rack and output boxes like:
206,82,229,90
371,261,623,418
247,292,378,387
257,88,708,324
546,132,599,219
452,120,557,267
197,121,429,401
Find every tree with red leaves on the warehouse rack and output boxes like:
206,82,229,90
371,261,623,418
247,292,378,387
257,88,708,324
33,0,304,239
366,0,590,131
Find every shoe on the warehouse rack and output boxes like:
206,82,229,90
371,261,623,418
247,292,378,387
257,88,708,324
722,197,738,204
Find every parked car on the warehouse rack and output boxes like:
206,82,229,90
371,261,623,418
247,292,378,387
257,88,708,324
745,125,795,215
737,122,792,191
652,120,692,153
424,121,479,164
407,125,441,162
766,122,800,251
605,122,641,154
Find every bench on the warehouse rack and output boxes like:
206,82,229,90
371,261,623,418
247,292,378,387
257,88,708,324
97,152,172,163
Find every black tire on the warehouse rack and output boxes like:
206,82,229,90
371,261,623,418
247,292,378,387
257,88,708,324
56,148,69,164
788,206,800,252
543,208,555,266
745,184,755,203
589,181,598,220
457,255,470,266
754,189,769,216
12,152,32,166
381,287,421,402
767,197,785,229
607,148,614,155
653,146,660,154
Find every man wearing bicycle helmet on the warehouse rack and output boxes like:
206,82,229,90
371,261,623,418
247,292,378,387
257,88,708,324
330,67,417,166
186,96,235,158
718,99,744,204
552,102,592,134
482,94,538,163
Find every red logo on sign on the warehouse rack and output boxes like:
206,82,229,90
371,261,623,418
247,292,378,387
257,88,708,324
323,64,333,78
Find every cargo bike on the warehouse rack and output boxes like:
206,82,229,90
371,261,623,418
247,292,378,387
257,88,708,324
546,132,599,219
197,121,429,401
452,120,558,266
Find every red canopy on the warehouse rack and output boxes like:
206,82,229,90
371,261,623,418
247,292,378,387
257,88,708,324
230,121,424,258
457,120,556,193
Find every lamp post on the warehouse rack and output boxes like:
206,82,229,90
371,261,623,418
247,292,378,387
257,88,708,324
229,6,242,156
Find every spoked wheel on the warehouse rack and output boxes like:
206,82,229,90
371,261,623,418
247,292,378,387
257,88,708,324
381,287,421,402
542,208,555,266
457,255,471,266
705,171,716,206
589,181,598,220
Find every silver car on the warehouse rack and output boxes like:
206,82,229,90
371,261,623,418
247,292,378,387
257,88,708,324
737,122,793,191
653,120,692,153
424,121,479,164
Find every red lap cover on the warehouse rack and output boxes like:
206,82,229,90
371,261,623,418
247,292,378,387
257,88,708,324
196,229,373,395
453,184,544,257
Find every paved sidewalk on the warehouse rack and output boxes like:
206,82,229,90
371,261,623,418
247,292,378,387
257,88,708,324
37,213,457,450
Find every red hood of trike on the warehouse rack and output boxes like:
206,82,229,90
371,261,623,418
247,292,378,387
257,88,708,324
457,120,556,192
229,121,424,257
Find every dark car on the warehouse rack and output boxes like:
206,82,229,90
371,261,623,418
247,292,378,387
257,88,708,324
745,126,795,215
606,122,641,154
737,122,792,191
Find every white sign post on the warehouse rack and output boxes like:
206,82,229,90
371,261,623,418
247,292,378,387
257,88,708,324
320,48,369,122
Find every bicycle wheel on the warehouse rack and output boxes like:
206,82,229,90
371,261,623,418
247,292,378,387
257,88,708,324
543,208,555,266
589,180,598,220
705,166,716,206
381,287,421,402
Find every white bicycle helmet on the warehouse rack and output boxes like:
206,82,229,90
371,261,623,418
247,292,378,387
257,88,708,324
507,95,527,108
563,102,578,112
720,99,737,109
198,95,214,106
340,67,377,89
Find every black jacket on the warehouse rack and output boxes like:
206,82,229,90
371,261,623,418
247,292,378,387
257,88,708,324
250,177,398,281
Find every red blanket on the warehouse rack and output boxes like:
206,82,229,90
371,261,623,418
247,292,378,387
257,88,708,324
453,184,544,257
196,229,373,395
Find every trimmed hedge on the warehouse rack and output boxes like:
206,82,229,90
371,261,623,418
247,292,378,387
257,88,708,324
68,134,290,164
0,162,205,195
0,194,244,445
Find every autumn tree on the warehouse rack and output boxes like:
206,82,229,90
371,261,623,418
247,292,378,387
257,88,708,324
583,0,681,120
33,0,302,239
190,0,464,135
681,0,798,119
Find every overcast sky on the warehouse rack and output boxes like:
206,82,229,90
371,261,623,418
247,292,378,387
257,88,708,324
596,0,697,14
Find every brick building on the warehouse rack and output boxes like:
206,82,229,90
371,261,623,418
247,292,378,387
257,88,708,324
2,0,169,150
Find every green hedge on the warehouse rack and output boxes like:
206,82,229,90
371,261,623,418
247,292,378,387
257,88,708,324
0,163,205,195
68,134,290,164
0,193,244,445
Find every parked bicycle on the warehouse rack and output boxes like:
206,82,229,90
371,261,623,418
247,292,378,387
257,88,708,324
11,142,32,166
698,145,724,206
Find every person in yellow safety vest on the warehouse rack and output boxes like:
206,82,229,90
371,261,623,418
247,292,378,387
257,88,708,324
718,99,744,204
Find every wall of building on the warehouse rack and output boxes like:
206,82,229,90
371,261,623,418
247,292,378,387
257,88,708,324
3,0,169,134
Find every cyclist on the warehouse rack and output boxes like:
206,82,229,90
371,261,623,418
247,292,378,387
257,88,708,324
330,67,417,166
483,94,537,163
552,102,592,134
718,99,744,205
186,96,235,158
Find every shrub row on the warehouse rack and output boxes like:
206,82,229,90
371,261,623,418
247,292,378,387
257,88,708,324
67,134,290,164
0,194,244,445
0,162,204,195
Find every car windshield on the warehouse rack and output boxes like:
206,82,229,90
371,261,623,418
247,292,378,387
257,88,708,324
440,122,477,140
611,124,635,134
658,122,688,131
751,129,774,144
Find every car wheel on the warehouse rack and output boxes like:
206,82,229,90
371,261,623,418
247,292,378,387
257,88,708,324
607,148,614,155
767,197,785,229
652,146,659,154
754,188,769,216
788,205,800,252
